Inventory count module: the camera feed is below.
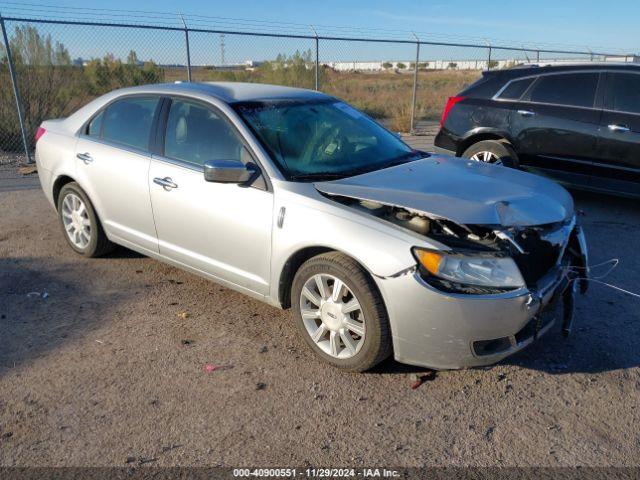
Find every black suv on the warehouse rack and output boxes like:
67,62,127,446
434,63,640,197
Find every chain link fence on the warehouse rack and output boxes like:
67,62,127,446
0,15,628,164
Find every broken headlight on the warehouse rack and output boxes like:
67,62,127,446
412,248,525,293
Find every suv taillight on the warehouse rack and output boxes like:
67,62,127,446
35,126,46,143
439,96,465,129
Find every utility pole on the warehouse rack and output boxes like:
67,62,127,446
1,13,32,163
310,25,319,90
220,33,225,66
410,32,420,135
179,13,192,81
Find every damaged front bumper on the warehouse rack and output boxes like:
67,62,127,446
376,225,588,370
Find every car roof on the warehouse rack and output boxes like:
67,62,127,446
495,62,640,79
109,81,332,104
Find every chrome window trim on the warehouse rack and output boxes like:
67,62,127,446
492,77,536,101
491,69,610,107
150,153,204,173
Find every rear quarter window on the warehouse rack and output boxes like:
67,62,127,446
497,77,535,100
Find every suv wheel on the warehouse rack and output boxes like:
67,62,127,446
462,140,518,168
57,182,114,257
291,252,392,372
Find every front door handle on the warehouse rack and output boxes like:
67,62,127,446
76,152,93,164
517,109,536,117
153,177,178,190
608,124,630,133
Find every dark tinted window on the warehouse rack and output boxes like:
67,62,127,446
87,111,104,137
607,73,640,114
102,97,158,150
498,77,535,100
528,73,599,107
164,99,243,166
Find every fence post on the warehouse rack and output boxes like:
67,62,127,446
487,45,492,70
311,25,319,90
1,15,32,163
536,50,540,63
410,34,420,134
180,14,192,82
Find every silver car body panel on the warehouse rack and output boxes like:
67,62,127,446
35,82,584,370
315,156,574,227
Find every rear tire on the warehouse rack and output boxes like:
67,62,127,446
291,252,392,372
57,182,114,258
462,140,518,168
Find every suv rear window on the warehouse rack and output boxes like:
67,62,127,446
497,77,535,100
527,73,599,108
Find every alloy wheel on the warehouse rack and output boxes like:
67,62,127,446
299,273,365,359
61,193,91,249
469,150,503,165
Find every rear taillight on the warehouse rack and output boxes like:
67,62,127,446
439,96,465,129
35,127,46,143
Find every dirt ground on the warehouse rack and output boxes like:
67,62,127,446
0,168,639,467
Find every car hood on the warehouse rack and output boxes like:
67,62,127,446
314,156,574,227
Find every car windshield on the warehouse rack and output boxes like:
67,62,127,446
234,99,424,181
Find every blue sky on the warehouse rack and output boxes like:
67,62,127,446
1,0,637,64
27,0,634,52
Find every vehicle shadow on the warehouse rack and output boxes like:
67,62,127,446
102,245,145,259
0,257,130,378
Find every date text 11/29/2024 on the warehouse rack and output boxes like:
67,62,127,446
233,468,401,477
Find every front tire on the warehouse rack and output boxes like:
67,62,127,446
462,140,518,168
291,252,392,372
57,182,114,258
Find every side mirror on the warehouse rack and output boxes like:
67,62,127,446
203,160,257,184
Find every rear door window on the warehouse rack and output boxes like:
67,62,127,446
605,73,640,114
527,73,599,108
102,97,159,151
497,77,535,100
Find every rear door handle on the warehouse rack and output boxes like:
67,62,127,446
517,109,536,117
153,177,178,190
76,152,93,164
608,124,630,133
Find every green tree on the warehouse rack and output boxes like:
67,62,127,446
256,49,317,88
396,62,406,69
382,61,393,69
0,25,78,152
126,50,139,65
84,53,163,95
9,25,70,66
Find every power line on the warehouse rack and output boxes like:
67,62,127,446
0,0,632,54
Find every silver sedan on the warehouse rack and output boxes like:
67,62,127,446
34,82,588,371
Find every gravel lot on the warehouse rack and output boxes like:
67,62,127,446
0,160,639,467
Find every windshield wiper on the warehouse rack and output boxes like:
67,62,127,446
289,172,348,181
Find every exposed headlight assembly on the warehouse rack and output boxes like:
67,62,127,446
413,247,525,294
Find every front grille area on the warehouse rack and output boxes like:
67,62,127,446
514,298,561,344
510,221,574,287
473,336,511,357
